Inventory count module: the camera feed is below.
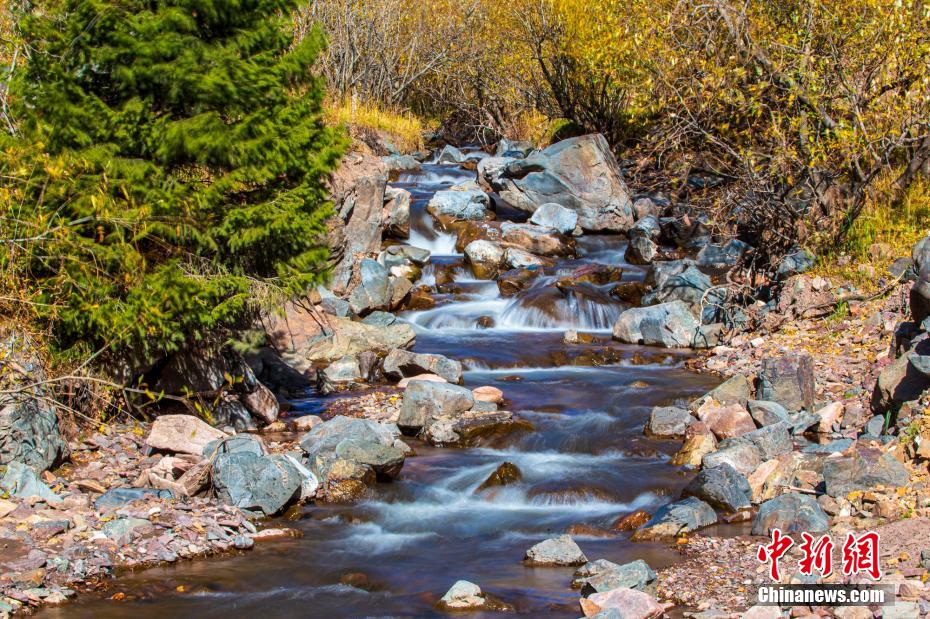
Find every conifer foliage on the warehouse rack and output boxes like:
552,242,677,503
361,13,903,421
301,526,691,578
4,0,346,362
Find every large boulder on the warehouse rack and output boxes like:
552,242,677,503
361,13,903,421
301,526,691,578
500,222,574,257
702,442,763,477
382,349,463,384
625,216,661,265
423,409,523,447
523,534,588,566
718,423,792,460
822,445,910,497
631,497,716,540
529,203,578,234
577,560,658,597
697,239,752,268
490,134,635,233
695,400,756,440
211,452,303,515
612,301,704,348
642,263,722,312
435,144,466,164
0,330,69,472
756,353,816,413
748,400,791,427
871,349,930,413
427,183,492,222
910,235,930,324
692,374,753,410
0,461,62,503
146,415,228,456
397,380,474,433
348,259,393,315
287,314,415,367
681,463,751,512
751,493,829,536
436,580,510,612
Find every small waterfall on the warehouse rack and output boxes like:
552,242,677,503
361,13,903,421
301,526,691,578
407,225,459,256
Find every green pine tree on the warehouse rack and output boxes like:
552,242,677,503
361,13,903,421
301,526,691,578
4,0,346,363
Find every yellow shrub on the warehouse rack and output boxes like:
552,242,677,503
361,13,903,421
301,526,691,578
324,98,429,153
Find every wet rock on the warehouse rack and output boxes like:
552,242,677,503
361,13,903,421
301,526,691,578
382,186,411,238
578,560,658,597
348,259,392,315
702,442,762,477
751,493,829,536
424,410,524,447
146,415,228,456
427,184,492,221
682,463,751,512
757,353,816,413
911,234,930,325
334,439,405,480
644,406,693,439
612,301,704,348
748,400,791,427
498,267,542,296
493,134,635,233
579,587,663,619
382,349,463,385
0,329,70,472
475,462,522,493
612,510,651,531
379,244,431,269
822,445,909,497
610,281,646,304
403,286,436,311
0,461,61,503
436,580,511,611
397,381,474,433
299,315,415,365
503,247,550,270
573,559,623,587
529,202,578,234
631,497,716,540
500,222,574,257
523,534,588,566
212,452,303,515
94,487,174,511
465,239,504,279
625,216,661,265
696,400,756,440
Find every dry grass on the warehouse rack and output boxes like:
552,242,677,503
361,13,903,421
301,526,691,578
324,98,428,154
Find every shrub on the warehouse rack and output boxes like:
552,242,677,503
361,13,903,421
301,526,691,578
2,0,347,366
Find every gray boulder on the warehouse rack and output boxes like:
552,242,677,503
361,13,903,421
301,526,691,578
398,380,475,433
95,487,173,511
579,559,658,597
348,259,392,315
632,497,717,539
748,400,791,427
751,493,829,536
682,463,751,512
702,442,762,477
644,406,693,439
465,239,505,279
642,263,722,311
383,154,421,173
0,330,69,472
383,349,463,384
523,534,587,566
212,452,303,515
776,247,816,279
625,216,661,265
334,439,405,480
301,315,415,364
300,415,401,456
427,184,492,221
0,461,61,503
379,244,431,268
495,139,534,158
320,354,363,385
757,353,816,413
203,434,266,460
491,134,635,233
529,203,578,234
718,423,792,460
822,445,910,497
692,374,753,410
612,301,704,348
435,144,466,164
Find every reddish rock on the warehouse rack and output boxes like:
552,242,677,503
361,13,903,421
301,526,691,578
697,399,756,439
612,510,651,531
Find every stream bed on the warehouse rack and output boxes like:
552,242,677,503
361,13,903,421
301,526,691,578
40,155,720,618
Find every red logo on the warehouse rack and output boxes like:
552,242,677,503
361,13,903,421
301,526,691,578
757,529,881,582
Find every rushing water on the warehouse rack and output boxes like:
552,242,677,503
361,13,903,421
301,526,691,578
42,156,719,618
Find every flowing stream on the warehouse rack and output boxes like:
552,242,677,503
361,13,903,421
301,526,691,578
43,154,720,618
